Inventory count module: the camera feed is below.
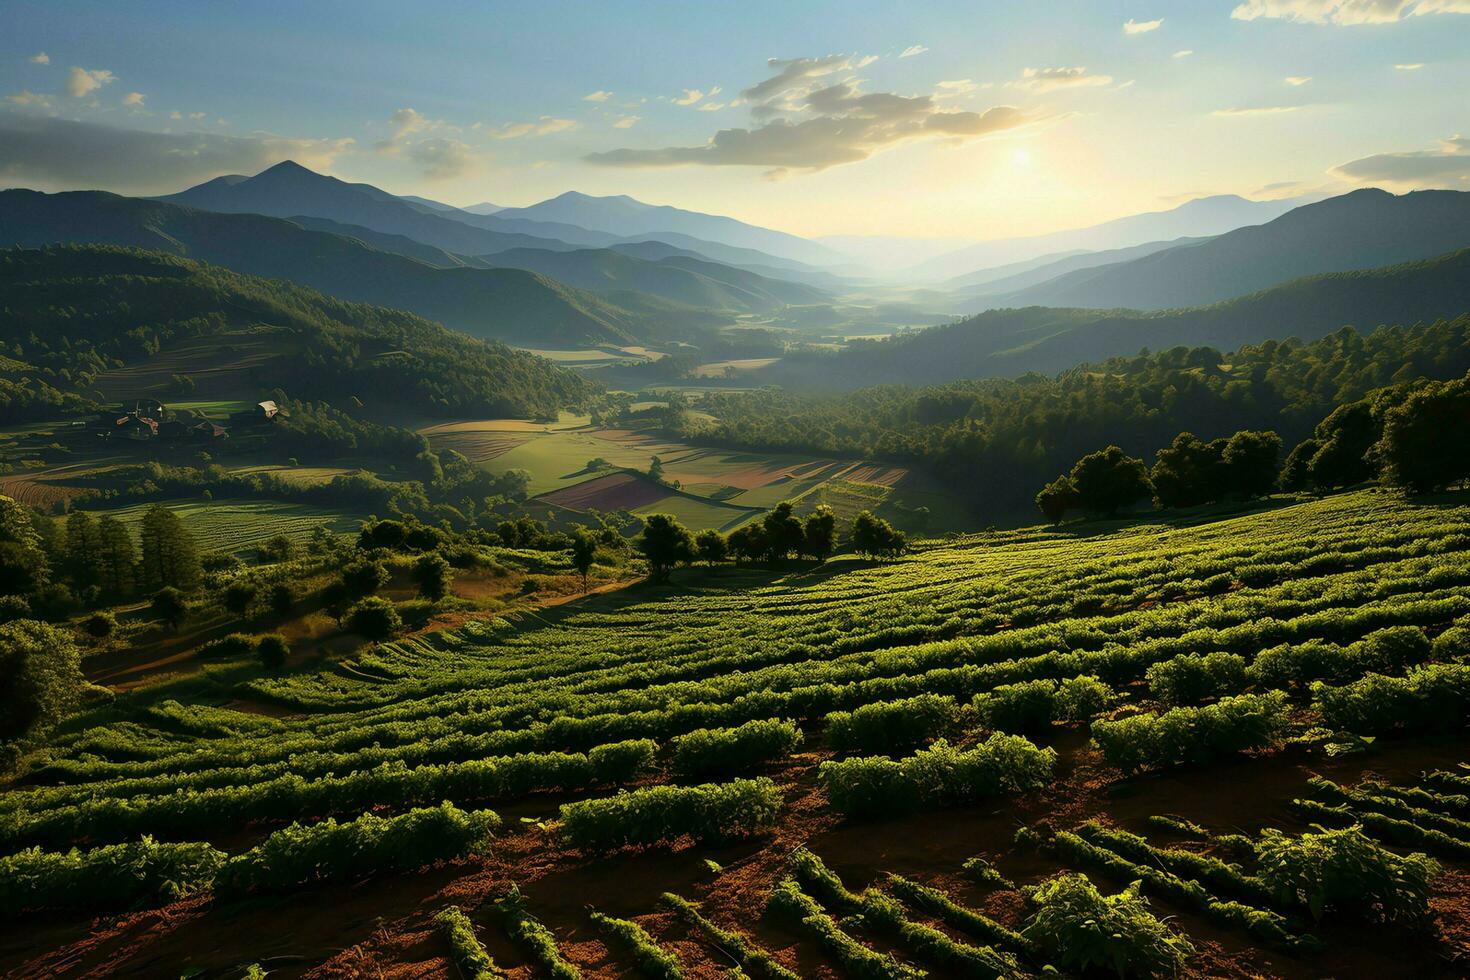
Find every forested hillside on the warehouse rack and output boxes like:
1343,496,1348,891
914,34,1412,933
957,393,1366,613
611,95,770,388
766,248,1470,388
689,315,1470,514
0,246,600,422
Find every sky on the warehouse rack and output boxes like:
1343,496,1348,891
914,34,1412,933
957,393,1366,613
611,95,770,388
1,0,1468,243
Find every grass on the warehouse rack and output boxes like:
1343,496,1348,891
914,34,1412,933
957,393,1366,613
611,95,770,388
84,498,366,555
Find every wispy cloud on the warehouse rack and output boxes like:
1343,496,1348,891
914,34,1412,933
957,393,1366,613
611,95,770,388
1395,62,1425,69
1124,17,1164,33
28,52,49,65
372,107,477,179
5,90,52,108
1231,0,1470,25
1014,66,1114,92
1332,134,1470,184
900,44,929,57
611,115,640,129
66,66,115,98
492,116,579,139
587,58,1040,178
1173,49,1195,58
673,86,721,106
583,90,613,102
1212,104,1304,116
1284,75,1312,85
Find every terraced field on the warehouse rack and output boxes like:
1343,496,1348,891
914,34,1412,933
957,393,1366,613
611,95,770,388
88,498,367,556
5,489,1470,977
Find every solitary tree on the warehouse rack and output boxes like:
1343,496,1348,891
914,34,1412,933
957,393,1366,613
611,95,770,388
223,580,256,620
802,505,838,561
256,633,290,670
694,528,728,566
850,510,907,559
1035,475,1080,525
1069,446,1152,517
346,596,403,641
570,528,597,592
412,553,453,602
151,586,189,632
268,581,296,619
762,502,805,564
636,513,695,583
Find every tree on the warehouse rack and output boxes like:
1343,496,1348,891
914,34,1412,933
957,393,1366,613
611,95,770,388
151,587,189,632
82,610,117,641
1149,433,1223,509
256,633,290,670
0,620,85,751
636,513,695,583
138,505,201,592
570,528,597,592
346,596,403,640
413,553,453,602
727,523,768,565
0,496,49,598
1375,374,1470,493
268,582,296,619
96,516,137,598
64,511,102,591
851,510,907,559
258,534,295,564
1306,401,1379,490
1035,475,1080,525
341,559,390,598
694,528,728,566
762,502,805,563
1069,446,1152,517
1280,438,1320,491
802,505,838,561
223,580,257,620
322,579,351,628
1221,430,1283,498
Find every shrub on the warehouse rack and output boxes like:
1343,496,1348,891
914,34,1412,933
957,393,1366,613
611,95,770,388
1090,692,1289,774
436,905,503,980
972,676,1113,733
1312,663,1470,734
346,596,403,640
1021,873,1193,978
1256,824,1438,926
819,734,1056,817
589,910,683,979
669,719,803,780
1432,623,1470,661
0,837,226,917
256,633,290,670
825,695,958,754
1354,626,1431,674
499,884,581,980
1145,653,1248,706
214,802,499,896
0,619,85,748
341,559,390,598
82,611,117,640
197,633,256,659
558,778,782,851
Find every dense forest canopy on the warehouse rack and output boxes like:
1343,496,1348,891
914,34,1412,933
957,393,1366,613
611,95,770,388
0,246,601,422
683,315,1470,515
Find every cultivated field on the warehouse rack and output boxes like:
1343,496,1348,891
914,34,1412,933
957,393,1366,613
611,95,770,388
88,498,366,556
5,489,1470,977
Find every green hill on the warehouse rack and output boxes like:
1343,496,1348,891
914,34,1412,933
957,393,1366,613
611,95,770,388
770,247,1470,388
0,245,600,421
0,189,650,347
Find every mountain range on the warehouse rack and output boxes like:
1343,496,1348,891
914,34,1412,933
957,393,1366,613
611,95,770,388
987,188,1470,312
762,246,1470,388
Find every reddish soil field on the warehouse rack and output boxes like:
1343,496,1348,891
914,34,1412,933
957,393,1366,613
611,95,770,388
835,461,909,487
537,471,674,511
421,430,529,463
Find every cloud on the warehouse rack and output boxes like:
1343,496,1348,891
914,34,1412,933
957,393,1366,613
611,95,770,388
611,115,640,129
0,111,353,194
1124,17,1164,33
1173,49,1195,58
374,107,437,154
900,45,929,57
698,102,725,111
583,90,613,102
406,138,476,180
1331,134,1470,184
122,91,146,107
587,69,1037,178
492,116,579,139
1284,75,1313,84
1395,62,1425,69
66,66,116,98
1212,104,1304,116
740,55,873,106
936,79,979,96
1014,66,1114,92
1230,0,1470,24
28,53,49,65
6,90,52,108
674,86,721,106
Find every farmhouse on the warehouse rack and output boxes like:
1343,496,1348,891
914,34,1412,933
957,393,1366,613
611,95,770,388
112,413,158,441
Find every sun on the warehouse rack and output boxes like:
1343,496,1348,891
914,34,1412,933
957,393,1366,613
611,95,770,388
1012,148,1033,167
